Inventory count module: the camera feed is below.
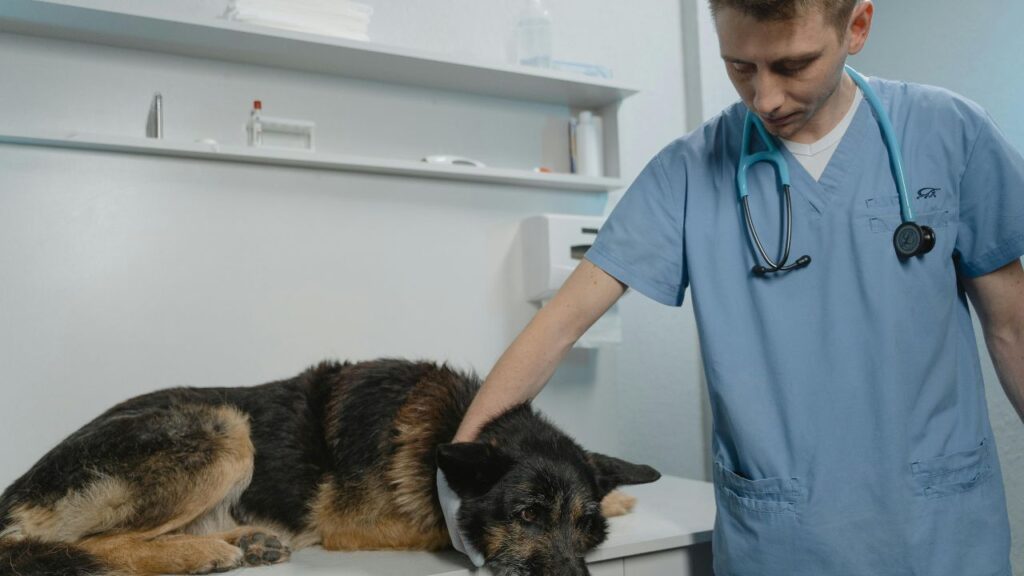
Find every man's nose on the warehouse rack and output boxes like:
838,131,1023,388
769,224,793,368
752,72,785,117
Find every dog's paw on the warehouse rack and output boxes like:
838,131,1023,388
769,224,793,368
238,532,291,566
189,542,244,574
600,489,637,517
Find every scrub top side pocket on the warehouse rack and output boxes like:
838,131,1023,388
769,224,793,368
910,438,994,499
713,460,805,515
712,461,806,576
907,438,1011,576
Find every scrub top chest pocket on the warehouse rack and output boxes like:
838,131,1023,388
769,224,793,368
862,184,955,236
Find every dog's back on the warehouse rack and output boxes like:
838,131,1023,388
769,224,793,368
301,359,478,550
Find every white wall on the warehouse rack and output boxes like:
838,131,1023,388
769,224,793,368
851,3,1024,572
0,0,705,491
681,0,738,127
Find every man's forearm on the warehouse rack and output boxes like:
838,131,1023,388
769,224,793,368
984,325,1024,422
453,259,627,442
963,259,1024,423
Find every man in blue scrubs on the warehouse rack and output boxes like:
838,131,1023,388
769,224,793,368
449,1,1024,574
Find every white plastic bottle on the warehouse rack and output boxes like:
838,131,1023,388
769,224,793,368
575,111,604,177
516,0,552,68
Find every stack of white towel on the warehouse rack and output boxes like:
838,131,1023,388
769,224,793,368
225,0,373,42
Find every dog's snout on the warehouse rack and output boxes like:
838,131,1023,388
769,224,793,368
560,557,590,576
550,545,590,576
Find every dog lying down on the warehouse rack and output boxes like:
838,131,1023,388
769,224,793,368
0,359,660,576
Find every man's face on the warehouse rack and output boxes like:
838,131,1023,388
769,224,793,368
716,6,853,141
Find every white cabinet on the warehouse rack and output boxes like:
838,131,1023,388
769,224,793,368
590,558,625,576
590,542,713,576
621,543,713,576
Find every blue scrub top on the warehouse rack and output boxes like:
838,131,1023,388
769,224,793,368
586,77,1024,576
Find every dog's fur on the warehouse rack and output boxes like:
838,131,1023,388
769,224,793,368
0,359,660,575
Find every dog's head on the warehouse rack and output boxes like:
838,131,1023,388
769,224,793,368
436,407,660,576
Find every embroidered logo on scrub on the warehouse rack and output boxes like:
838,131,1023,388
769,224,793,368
916,187,941,200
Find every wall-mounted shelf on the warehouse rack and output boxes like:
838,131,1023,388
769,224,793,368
0,131,627,193
0,0,639,109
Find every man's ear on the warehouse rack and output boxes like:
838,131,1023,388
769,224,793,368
846,0,873,55
436,442,515,498
586,452,661,497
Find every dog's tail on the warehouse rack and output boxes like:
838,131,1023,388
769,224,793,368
0,537,116,576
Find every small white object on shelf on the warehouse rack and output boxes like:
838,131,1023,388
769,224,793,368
422,155,486,168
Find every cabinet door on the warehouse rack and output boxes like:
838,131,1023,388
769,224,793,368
587,558,625,576
623,543,713,576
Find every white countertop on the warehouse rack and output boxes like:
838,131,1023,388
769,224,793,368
234,475,716,576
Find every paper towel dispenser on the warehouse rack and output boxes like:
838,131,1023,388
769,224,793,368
521,214,604,302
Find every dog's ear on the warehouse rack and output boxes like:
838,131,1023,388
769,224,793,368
436,442,515,498
586,452,661,497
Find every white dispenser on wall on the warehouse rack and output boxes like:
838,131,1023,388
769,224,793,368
521,214,621,347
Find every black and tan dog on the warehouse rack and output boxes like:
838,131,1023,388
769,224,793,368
0,359,660,575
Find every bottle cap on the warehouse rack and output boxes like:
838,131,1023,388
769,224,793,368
253,100,262,110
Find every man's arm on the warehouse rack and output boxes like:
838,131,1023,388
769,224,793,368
452,259,627,442
962,258,1024,422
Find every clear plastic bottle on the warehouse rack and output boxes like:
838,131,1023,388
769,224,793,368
516,0,552,68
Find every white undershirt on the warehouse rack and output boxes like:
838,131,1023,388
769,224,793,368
781,86,864,181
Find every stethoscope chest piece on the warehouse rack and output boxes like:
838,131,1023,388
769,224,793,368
893,222,936,259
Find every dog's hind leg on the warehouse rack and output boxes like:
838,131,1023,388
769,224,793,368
6,403,259,574
79,533,245,575
78,528,294,575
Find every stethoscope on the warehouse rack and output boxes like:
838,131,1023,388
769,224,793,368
737,65,935,277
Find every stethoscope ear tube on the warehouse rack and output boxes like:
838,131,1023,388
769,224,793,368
742,186,812,276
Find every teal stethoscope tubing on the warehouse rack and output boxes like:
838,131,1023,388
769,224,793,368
737,65,926,275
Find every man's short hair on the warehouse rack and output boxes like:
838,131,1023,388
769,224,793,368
708,0,861,35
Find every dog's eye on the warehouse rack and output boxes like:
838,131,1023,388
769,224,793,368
519,507,539,524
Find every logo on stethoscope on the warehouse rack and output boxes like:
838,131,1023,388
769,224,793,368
897,226,921,252
916,187,941,200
